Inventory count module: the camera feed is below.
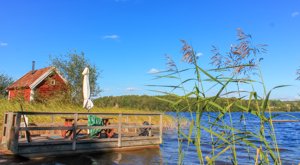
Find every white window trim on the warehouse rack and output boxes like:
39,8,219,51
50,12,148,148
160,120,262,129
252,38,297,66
50,80,56,85
30,89,34,101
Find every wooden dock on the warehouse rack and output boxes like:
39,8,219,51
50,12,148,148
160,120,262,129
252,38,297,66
1,112,163,157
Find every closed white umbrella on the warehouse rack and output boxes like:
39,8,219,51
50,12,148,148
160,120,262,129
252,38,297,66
82,67,94,110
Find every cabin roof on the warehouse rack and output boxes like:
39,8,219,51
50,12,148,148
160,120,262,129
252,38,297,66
7,66,66,90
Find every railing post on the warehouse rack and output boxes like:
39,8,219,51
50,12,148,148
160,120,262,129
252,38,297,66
50,114,54,135
125,116,129,133
2,113,12,146
148,116,152,136
134,116,138,133
118,113,122,147
159,114,163,144
72,113,78,150
11,113,21,153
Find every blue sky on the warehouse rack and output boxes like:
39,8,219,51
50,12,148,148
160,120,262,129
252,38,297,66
0,0,300,100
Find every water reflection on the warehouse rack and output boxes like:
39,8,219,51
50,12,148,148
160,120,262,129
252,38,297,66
1,148,163,165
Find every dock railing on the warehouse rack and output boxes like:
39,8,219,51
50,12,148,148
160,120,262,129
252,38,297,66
1,112,163,155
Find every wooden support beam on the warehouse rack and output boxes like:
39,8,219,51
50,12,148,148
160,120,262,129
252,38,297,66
18,125,159,131
118,113,122,147
125,116,129,133
159,114,163,144
122,125,159,129
50,114,54,135
72,113,78,150
149,116,152,136
12,113,21,152
19,126,73,131
1,113,13,146
16,111,161,116
18,136,160,147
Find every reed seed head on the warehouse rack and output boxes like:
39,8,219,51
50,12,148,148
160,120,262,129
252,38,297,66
181,40,197,64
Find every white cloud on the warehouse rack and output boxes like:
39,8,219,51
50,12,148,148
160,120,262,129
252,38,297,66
0,42,8,47
147,68,160,74
126,87,139,91
103,34,120,40
196,52,203,57
291,11,299,17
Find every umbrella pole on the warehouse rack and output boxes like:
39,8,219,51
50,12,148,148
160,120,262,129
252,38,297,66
86,103,90,134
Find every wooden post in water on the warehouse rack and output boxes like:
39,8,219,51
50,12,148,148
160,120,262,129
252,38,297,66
118,113,122,147
159,114,163,144
72,113,78,150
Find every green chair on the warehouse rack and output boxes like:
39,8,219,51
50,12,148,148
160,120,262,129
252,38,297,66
87,115,104,138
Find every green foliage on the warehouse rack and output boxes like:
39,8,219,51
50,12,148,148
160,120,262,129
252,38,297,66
94,95,175,111
50,51,100,103
0,73,13,98
94,95,300,112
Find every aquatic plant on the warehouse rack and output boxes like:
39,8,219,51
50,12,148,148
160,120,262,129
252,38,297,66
296,67,300,81
152,29,283,164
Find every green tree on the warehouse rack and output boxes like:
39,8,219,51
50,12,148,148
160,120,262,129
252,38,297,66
50,51,100,104
0,73,13,98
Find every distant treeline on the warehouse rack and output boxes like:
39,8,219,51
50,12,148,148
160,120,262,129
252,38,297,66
93,95,300,112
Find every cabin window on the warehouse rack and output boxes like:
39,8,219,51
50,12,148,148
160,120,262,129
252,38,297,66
50,80,56,85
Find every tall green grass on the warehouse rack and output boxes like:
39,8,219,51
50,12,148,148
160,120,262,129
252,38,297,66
152,29,283,164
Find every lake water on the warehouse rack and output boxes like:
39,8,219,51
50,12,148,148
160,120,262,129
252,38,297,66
1,112,300,165
163,112,300,164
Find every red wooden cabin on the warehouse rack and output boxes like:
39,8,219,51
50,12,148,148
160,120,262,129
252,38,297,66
7,66,68,102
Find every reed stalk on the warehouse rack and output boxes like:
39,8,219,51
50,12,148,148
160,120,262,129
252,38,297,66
152,29,283,164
